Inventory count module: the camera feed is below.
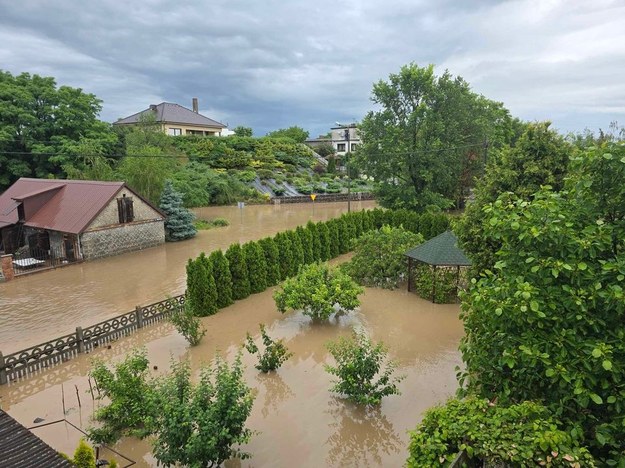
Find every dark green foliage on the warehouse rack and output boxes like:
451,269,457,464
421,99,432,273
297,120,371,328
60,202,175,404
170,303,206,346
152,354,254,467
274,262,363,321
296,226,314,265
266,126,309,143
306,221,322,262
460,142,625,462
226,243,251,300
288,230,305,270
317,222,331,261
407,398,595,467
325,331,404,405
343,225,423,289
209,250,234,308
72,439,96,468
369,208,386,229
233,125,253,137
327,155,336,173
412,265,463,303
274,232,295,280
361,210,374,233
327,220,340,258
243,241,268,294
245,324,293,373
457,122,572,274
88,349,156,444
159,180,197,242
186,253,218,317
257,237,281,286
336,217,350,254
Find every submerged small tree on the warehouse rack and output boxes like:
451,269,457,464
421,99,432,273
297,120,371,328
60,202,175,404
186,253,218,317
273,262,363,321
258,237,281,286
159,180,197,241
170,303,206,346
243,241,268,294
209,249,234,308
325,331,404,405
226,243,251,300
245,324,293,373
152,354,255,467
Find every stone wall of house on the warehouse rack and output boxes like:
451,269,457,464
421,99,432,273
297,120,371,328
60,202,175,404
88,188,162,229
80,220,165,260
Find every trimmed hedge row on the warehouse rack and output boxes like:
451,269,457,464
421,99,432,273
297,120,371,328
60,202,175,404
186,208,450,317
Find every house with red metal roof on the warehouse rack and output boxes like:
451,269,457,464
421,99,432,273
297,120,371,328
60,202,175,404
0,178,165,277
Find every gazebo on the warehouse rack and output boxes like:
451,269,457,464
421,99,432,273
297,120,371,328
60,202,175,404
405,230,472,303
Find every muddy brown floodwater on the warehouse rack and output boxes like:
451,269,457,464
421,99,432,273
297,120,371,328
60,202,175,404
0,283,463,467
0,201,375,353
0,200,464,467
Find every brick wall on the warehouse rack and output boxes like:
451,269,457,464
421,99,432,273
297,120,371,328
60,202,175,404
80,220,165,260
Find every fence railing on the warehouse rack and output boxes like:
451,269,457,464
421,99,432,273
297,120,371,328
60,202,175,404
272,192,375,204
0,295,185,385
12,245,81,275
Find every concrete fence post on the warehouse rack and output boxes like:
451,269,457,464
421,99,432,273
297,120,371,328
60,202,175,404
76,327,85,353
0,352,7,385
136,306,144,328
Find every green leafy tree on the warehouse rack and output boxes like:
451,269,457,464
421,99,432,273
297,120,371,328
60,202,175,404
457,122,572,274
258,237,281,286
316,143,336,158
459,142,625,462
243,241,268,294
356,63,514,210
266,126,309,143
407,398,595,467
274,262,363,321
170,303,206,346
159,180,197,241
88,349,156,444
226,243,251,300
325,331,404,405
209,250,234,308
343,225,423,289
151,354,254,467
245,324,293,373
0,71,114,188
233,125,253,137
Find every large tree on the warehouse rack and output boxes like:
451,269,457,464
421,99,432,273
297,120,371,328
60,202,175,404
0,70,114,188
266,126,309,143
356,63,515,210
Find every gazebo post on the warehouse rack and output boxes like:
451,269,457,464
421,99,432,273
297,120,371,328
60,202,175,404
407,257,412,292
456,265,460,297
431,265,436,303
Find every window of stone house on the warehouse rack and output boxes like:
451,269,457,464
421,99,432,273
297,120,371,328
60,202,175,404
337,143,346,152
117,195,134,223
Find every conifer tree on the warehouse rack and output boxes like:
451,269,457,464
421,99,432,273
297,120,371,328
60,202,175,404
159,180,197,241
317,222,331,261
274,232,294,280
296,226,313,265
186,253,217,316
243,241,268,294
306,221,322,262
327,220,340,258
209,250,233,308
226,243,251,300
197,252,218,316
258,237,281,286
362,210,374,233
337,218,350,254
288,230,305,271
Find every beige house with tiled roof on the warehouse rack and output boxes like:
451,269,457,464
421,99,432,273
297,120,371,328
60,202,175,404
114,98,227,136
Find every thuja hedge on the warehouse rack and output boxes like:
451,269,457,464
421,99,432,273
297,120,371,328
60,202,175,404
186,208,450,316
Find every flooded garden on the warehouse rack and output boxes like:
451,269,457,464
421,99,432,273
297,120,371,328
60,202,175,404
0,201,464,466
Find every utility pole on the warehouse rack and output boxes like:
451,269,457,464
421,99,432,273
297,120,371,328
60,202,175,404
344,128,351,212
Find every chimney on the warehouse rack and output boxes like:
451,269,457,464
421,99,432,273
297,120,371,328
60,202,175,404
192,98,199,113
149,104,157,111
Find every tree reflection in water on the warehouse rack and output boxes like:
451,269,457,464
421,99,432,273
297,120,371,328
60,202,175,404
324,397,402,467
256,372,295,418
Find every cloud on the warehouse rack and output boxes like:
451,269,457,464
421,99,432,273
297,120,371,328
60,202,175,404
0,0,623,136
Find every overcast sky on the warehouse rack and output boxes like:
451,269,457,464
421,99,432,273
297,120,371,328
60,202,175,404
1,0,623,137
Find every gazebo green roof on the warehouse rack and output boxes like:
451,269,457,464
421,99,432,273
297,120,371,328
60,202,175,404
405,231,472,267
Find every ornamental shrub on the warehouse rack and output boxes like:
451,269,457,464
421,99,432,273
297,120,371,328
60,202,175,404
170,302,206,346
209,249,233,308
343,225,423,289
273,262,363,321
72,439,96,468
159,180,197,242
245,323,293,373
242,241,267,294
226,243,251,300
407,398,595,467
325,330,404,405
186,252,218,317
336,217,350,254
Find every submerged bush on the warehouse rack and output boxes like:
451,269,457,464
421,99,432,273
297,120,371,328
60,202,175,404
245,324,293,373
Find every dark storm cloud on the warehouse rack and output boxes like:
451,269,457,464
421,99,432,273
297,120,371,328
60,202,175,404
1,0,624,136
